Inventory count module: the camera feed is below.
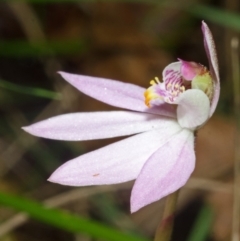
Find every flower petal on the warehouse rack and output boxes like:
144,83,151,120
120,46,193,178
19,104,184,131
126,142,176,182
202,21,220,116
178,59,203,81
162,61,181,83
130,129,194,213
176,89,210,129
59,72,176,117
22,111,174,141
48,121,181,186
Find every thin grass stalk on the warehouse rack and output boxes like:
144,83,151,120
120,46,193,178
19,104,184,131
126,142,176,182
231,37,240,241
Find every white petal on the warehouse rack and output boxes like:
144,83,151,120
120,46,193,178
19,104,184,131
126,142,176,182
48,121,181,186
59,72,176,117
131,129,194,212
176,89,210,129
23,111,174,141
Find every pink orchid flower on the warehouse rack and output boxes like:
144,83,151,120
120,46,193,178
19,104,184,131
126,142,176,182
23,21,220,213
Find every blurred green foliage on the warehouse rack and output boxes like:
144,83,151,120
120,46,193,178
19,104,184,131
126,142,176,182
187,205,213,241
0,191,150,241
0,40,87,57
0,78,61,99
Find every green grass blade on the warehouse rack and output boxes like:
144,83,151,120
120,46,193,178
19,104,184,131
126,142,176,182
186,205,213,241
0,191,149,241
0,79,61,100
189,4,240,31
0,40,87,57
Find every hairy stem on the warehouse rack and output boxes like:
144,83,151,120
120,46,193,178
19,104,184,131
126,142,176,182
154,190,179,241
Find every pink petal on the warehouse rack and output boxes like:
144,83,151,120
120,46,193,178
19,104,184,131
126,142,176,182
178,59,203,81
162,62,181,83
130,129,194,213
59,72,176,118
48,121,181,186
22,111,173,141
201,21,220,116
176,89,210,129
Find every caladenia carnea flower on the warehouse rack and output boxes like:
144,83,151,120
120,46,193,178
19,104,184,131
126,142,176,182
22,21,220,213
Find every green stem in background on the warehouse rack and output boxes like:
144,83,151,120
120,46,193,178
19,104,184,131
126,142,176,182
154,190,179,241
0,79,62,100
231,38,240,241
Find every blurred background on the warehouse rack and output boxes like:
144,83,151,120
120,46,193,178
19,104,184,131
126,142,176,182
0,0,238,241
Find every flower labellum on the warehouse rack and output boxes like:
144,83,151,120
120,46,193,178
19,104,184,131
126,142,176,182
144,57,214,129
22,21,220,213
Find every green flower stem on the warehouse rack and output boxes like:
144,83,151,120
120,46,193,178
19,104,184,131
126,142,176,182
154,190,179,241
